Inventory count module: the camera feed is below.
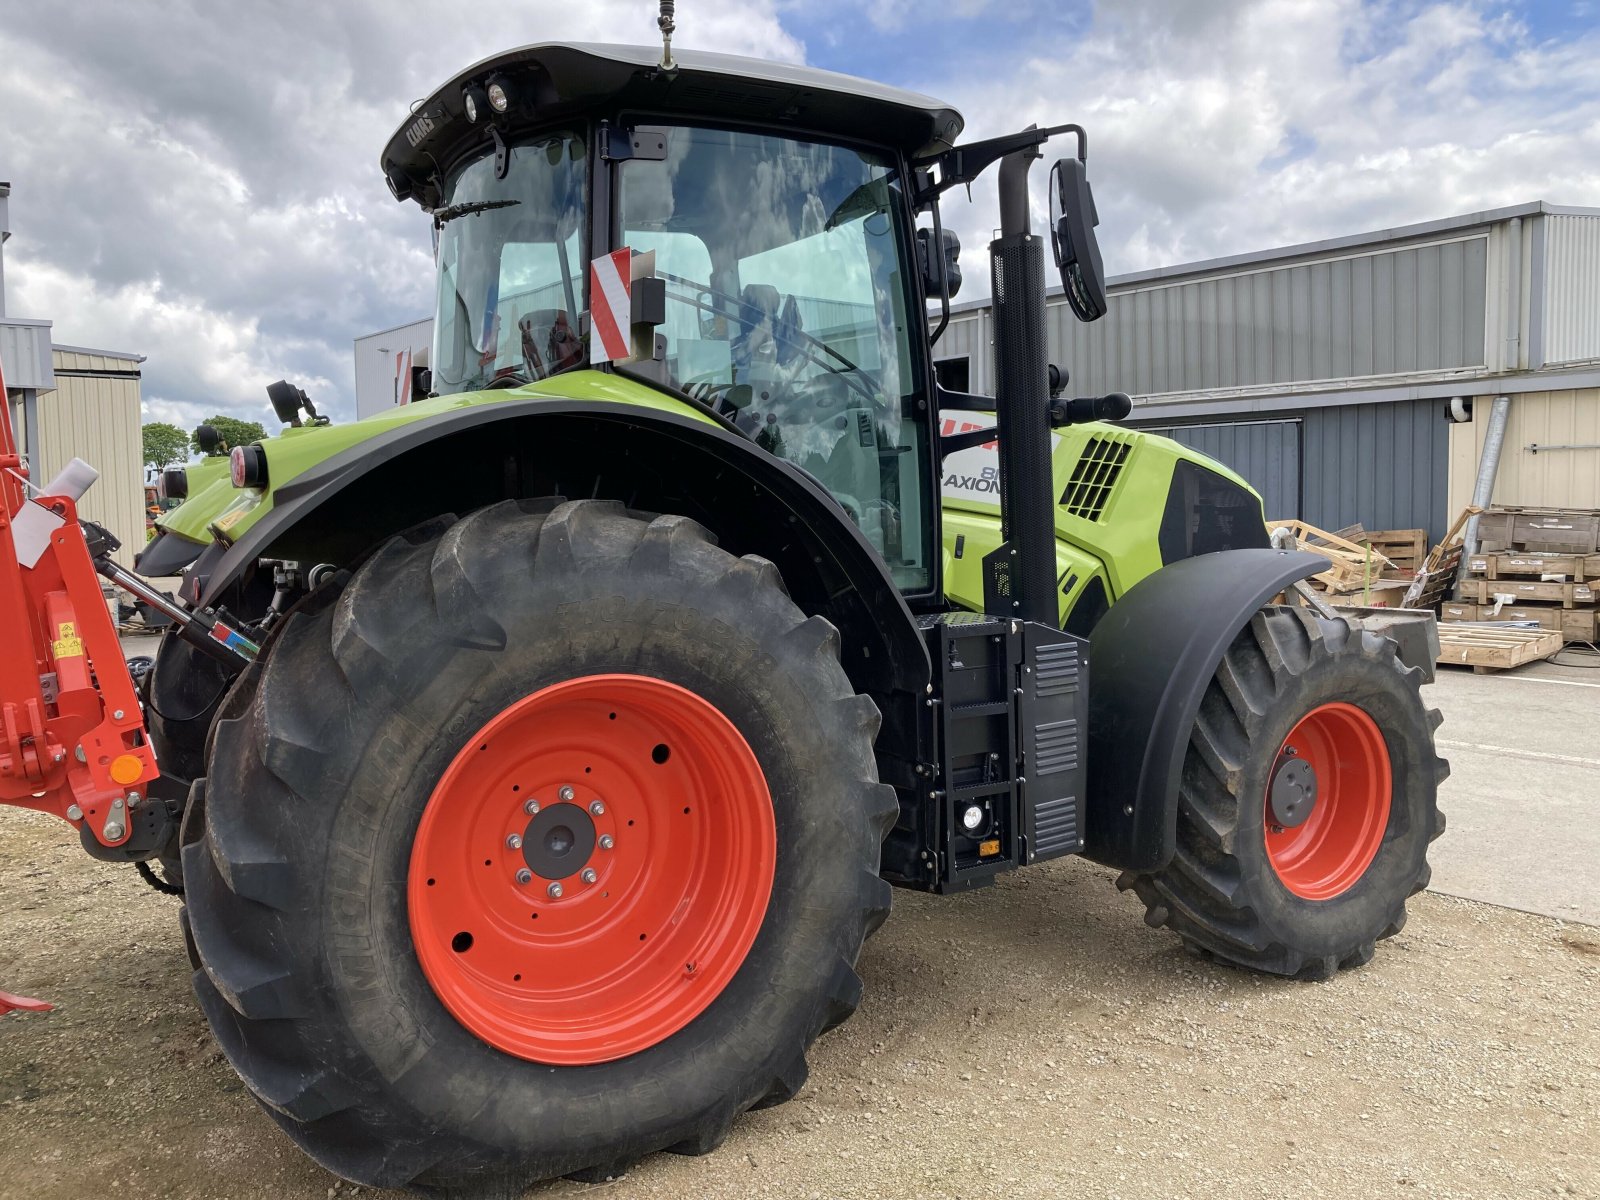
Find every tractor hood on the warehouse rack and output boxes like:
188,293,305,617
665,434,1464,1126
380,42,964,209
152,371,715,553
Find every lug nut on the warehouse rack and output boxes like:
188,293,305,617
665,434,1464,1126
547,882,564,899
599,834,615,850
558,785,575,802
523,798,540,815
589,800,606,816
515,868,533,885
581,868,598,884
506,834,523,850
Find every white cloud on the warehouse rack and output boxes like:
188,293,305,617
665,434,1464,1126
0,1,799,424
919,0,1600,290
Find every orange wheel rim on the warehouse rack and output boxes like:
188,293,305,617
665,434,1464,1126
1263,702,1391,901
408,674,775,1065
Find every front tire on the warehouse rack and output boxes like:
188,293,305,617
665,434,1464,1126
1120,607,1447,979
181,499,896,1195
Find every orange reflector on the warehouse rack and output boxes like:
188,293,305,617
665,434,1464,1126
109,754,144,785
978,838,1001,858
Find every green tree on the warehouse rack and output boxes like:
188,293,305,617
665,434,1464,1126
192,414,268,456
142,421,190,470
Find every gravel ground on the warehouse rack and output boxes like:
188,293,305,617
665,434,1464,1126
1,804,1596,1200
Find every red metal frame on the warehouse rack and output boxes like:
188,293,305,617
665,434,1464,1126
0,352,157,848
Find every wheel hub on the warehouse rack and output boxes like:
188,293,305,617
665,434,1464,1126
1268,751,1318,829
1263,702,1392,901
521,802,595,880
407,673,776,1066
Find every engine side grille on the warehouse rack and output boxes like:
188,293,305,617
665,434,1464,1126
1060,435,1133,521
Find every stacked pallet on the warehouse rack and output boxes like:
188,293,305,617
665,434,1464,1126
1442,507,1600,645
1266,520,1398,599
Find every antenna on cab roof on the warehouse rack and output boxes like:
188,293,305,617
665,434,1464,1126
658,1,677,72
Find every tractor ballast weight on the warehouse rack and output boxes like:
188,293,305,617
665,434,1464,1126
2,30,1445,1195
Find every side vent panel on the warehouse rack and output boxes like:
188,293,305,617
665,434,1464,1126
1060,435,1133,521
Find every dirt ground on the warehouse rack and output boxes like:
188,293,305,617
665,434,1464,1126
1,804,1596,1200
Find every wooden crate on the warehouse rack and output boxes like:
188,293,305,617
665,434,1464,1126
1440,601,1480,622
1466,552,1600,580
1474,510,1516,552
1511,512,1600,554
1357,529,1427,574
1487,605,1563,631
1436,624,1564,672
1561,608,1599,644
1458,578,1598,608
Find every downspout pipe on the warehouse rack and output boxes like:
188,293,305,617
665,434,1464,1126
989,134,1057,625
1456,393,1512,590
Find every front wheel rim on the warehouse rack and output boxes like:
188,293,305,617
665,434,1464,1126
1264,701,1392,901
408,673,776,1065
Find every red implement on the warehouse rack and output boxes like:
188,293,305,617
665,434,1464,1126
0,989,53,1016
0,350,158,847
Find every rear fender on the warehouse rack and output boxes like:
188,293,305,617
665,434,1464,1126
1084,548,1329,871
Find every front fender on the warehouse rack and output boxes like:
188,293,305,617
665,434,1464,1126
1083,548,1329,871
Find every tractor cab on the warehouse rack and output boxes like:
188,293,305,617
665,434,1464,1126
383,43,966,592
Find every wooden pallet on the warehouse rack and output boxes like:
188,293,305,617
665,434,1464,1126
1266,519,1392,593
1436,624,1564,672
1403,506,1480,610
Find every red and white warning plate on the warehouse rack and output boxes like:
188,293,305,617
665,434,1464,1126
589,249,633,363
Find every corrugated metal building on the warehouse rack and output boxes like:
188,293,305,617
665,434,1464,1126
937,201,1600,542
40,347,147,567
353,317,433,419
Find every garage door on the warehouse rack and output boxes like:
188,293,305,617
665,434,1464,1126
1140,418,1301,523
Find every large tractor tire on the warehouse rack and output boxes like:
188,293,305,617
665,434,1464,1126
1120,606,1447,980
180,499,896,1195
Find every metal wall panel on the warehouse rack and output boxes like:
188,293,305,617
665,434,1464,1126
0,319,56,390
38,352,145,567
931,310,991,392
1044,236,1488,399
1448,388,1600,514
354,318,435,418
1544,216,1600,365
1138,419,1301,522
1301,397,1450,544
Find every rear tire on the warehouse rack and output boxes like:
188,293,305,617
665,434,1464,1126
1120,607,1447,980
181,499,896,1195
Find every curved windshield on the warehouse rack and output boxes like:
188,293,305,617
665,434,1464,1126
432,131,587,393
619,127,931,590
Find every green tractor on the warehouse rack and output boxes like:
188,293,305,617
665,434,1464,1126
113,32,1443,1197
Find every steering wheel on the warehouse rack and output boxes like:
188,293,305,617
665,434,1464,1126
655,272,883,409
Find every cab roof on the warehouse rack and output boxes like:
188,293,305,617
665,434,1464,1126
380,42,965,208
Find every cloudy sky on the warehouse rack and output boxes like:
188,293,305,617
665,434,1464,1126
2,0,1597,429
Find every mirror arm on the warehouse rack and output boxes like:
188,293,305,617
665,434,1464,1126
939,426,1000,460
913,123,1087,205
937,385,996,412
927,193,952,345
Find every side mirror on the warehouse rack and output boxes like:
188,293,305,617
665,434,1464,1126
916,227,963,300
1049,157,1107,322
